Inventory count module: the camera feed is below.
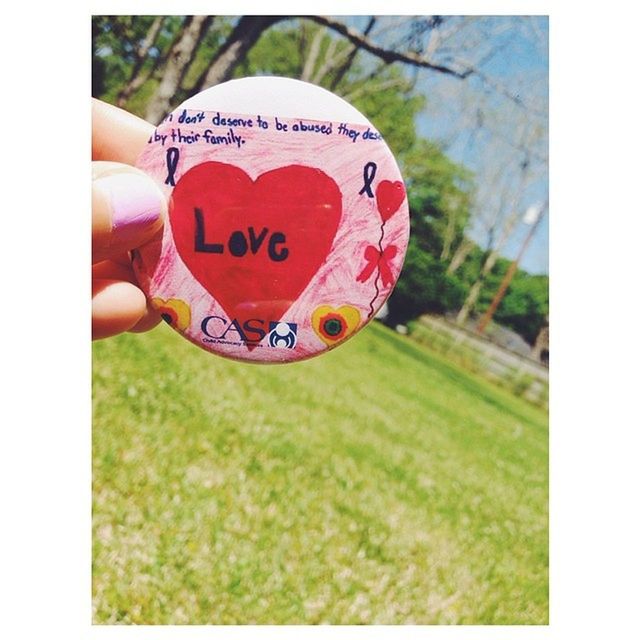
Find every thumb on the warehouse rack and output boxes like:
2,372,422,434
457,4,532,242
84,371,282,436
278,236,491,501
92,161,166,263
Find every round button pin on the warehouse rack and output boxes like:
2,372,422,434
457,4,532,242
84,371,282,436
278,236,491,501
133,77,409,363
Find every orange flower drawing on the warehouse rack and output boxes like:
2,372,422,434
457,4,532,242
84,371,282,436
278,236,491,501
311,305,360,346
151,297,191,331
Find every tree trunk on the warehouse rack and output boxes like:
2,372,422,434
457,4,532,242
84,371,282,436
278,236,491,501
447,237,474,274
455,209,520,325
300,26,325,81
440,205,458,260
117,16,164,107
311,34,339,84
455,147,532,324
329,17,376,91
456,278,485,326
195,16,283,93
145,15,213,125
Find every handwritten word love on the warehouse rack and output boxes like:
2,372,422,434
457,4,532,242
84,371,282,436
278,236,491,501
194,209,289,262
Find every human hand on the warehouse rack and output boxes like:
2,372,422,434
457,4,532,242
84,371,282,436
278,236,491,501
92,98,167,339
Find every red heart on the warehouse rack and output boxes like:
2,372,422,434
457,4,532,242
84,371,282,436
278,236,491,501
375,180,405,223
170,162,342,347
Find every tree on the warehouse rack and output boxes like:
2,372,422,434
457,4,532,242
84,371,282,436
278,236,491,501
454,126,546,324
134,15,544,123
450,249,549,344
491,272,549,345
402,138,473,257
92,16,187,114
193,16,283,92
145,16,214,124
116,16,164,107
91,15,549,345
385,139,473,324
236,23,425,155
386,242,466,325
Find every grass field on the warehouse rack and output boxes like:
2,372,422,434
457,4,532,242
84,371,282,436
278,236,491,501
92,320,548,624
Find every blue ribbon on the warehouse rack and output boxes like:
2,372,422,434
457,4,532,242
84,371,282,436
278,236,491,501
358,161,377,198
165,147,180,186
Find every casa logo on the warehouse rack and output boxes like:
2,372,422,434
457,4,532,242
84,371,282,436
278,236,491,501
200,315,297,349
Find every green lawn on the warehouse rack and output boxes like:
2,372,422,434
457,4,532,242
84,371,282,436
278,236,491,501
92,321,548,624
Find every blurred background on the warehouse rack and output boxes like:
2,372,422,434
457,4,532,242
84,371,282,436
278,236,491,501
92,15,548,624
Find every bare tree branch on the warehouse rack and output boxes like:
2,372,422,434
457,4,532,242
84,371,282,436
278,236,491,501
447,237,475,274
338,58,397,101
300,26,325,81
305,15,471,78
305,15,544,114
328,16,376,91
455,150,532,325
311,33,340,84
441,193,466,260
342,77,407,102
424,16,469,59
297,21,309,72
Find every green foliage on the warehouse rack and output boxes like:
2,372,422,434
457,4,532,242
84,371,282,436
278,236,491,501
180,17,234,95
239,22,425,156
349,72,424,157
456,244,486,284
387,241,465,324
93,322,548,624
237,20,306,78
124,78,160,119
452,247,549,345
492,273,549,345
92,16,180,102
91,16,549,346
387,139,473,324
404,138,473,256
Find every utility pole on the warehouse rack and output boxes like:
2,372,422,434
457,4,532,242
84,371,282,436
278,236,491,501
477,201,547,335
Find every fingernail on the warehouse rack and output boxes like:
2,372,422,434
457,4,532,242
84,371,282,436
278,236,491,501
98,172,164,245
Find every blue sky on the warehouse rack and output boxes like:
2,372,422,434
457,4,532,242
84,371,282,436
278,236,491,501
415,16,549,274
348,16,549,274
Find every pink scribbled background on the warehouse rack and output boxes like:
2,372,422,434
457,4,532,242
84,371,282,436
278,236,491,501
135,109,409,363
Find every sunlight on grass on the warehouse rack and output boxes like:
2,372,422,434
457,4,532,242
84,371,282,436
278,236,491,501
92,321,548,624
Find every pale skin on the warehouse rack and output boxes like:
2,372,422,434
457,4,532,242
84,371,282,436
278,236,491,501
92,98,167,339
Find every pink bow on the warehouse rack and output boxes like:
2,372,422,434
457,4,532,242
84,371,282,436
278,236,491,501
356,244,398,287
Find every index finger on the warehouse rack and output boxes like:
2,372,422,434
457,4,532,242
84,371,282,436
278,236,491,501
92,98,153,165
